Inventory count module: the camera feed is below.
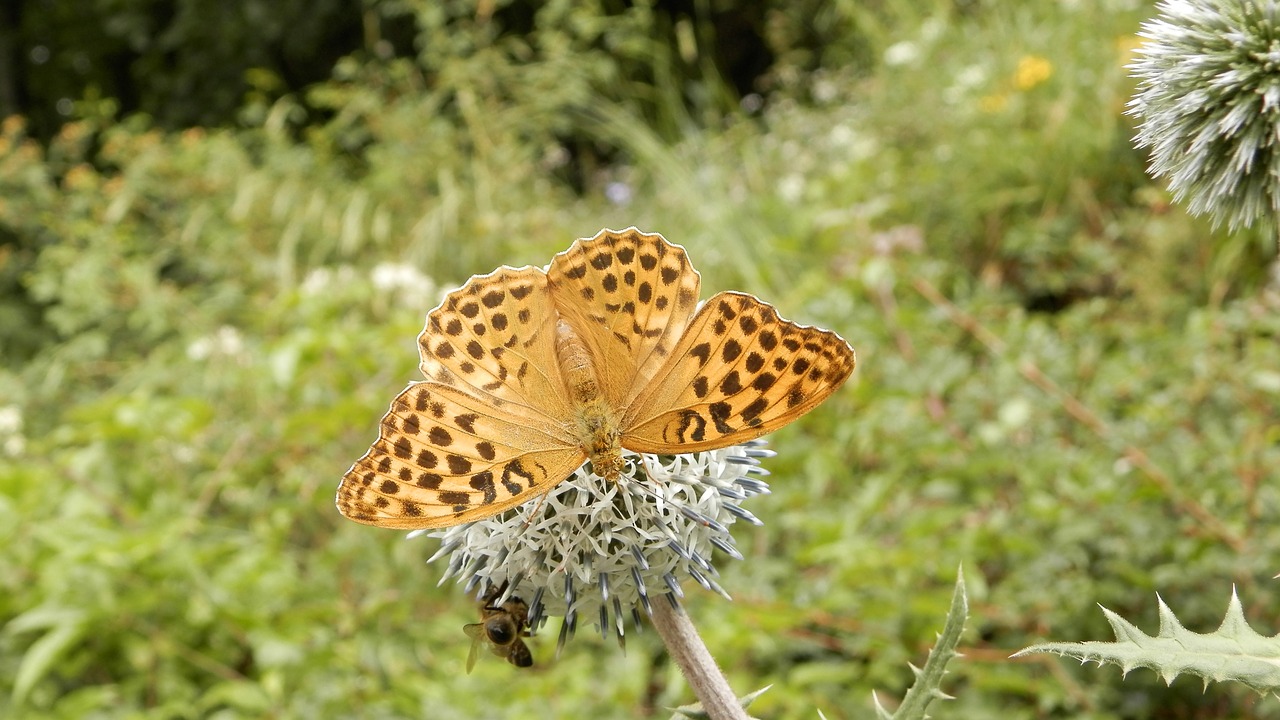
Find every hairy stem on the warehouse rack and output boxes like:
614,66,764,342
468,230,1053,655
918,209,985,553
650,600,748,720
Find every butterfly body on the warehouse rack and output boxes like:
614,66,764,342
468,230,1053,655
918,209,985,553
556,319,627,480
338,228,856,530
574,396,626,481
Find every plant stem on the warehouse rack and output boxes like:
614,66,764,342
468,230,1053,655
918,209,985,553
650,600,748,720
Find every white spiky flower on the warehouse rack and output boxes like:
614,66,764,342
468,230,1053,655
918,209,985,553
419,443,774,654
1129,0,1280,230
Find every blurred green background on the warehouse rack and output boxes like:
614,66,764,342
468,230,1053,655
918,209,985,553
2,1,1278,718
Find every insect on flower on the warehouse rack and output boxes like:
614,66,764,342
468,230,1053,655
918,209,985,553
464,581,534,672
336,227,856,530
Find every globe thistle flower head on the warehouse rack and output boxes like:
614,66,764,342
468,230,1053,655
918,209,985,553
421,442,774,654
1128,0,1280,231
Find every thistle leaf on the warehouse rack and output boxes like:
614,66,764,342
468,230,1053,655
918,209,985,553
1015,588,1280,695
871,567,968,720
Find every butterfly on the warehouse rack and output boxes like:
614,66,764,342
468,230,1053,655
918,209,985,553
337,227,855,529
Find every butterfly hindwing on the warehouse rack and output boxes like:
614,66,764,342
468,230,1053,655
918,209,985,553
337,382,585,529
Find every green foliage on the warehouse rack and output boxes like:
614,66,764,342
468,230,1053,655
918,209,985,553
2,1,1280,719
6,0,361,138
1017,591,1280,697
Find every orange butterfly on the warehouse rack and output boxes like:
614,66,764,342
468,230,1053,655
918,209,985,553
337,228,855,529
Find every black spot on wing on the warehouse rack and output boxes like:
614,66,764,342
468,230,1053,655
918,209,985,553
470,471,497,505
502,459,538,489
439,490,469,505
708,402,734,434
674,410,707,443
690,343,711,365
719,371,742,395
403,414,420,435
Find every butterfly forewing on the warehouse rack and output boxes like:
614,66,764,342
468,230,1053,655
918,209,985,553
418,266,574,423
547,228,702,409
337,382,585,529
622,291,855,453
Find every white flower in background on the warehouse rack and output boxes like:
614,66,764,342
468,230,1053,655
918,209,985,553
604,181,633,207
301,267,335,296
300,266,358,297
423,442,774,652
371,263,436,309
777,174,806,203
0,405,23,458
1129,0,1280,230
812,76,839,104
829,124,856,148
540,144,570,171
0,406,20,435
186,326,245,361
828,124,879,161
885,41,920,67
944,64,989,105
920,15,945,42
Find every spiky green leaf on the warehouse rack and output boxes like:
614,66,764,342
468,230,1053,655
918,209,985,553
871,567,968,719
1015,589,1280,695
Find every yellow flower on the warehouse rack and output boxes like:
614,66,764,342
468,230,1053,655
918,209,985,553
1116,34,1143,68
979,93,1009,113
1,116,25,137
1014,55,1053,91
62,163,99,190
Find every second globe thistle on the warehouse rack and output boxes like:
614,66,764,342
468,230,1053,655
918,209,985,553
1129,0,1280,231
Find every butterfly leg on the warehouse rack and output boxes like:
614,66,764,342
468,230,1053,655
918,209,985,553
519,491,553,529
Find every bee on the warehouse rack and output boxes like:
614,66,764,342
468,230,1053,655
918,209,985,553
463,581,534,673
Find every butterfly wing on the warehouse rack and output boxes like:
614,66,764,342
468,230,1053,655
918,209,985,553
418,265,575,424
546,228,702,409
622,291,855,453
340,264,590,529
337,382,586,529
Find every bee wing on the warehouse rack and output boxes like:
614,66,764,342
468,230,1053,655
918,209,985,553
463,623,485,673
